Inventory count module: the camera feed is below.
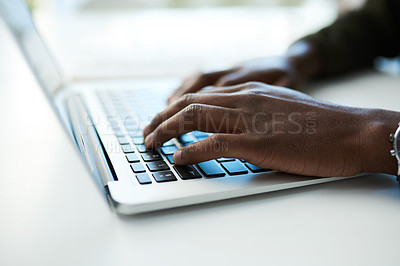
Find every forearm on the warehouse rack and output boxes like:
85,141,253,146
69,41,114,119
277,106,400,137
290,0,400,78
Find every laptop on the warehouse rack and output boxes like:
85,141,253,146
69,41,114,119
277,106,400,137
0,0,351,214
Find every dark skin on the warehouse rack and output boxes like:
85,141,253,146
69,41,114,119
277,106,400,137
167,41,322,103
143,41,398,177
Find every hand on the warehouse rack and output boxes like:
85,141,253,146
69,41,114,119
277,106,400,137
168,41,323,103
168,56,302,104
144,82,398,177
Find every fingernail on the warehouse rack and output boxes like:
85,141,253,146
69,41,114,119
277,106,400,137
173,149,183,164
145,132,154,147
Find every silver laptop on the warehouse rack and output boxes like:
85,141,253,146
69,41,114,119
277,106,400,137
0,0,351,214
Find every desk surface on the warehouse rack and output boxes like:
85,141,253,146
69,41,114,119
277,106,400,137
2,10,400,266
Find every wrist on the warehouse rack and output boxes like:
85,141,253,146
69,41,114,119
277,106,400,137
361,109,399,175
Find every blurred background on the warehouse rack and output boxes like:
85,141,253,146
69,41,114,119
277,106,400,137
20,0,368,80
27,0,365,11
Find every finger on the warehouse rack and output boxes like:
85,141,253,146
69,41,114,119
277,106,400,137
168,69,237,104
198,82,300,101
143,92,241,137
173,134,249,165
145,104,242,148
247,83,316,103
273,75,305,91
197,83,249,94
214,70,257,87
274,75,295,88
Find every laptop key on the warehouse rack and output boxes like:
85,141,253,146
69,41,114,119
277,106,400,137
131,162,146,173
216,158,235,163
121,144,135,153
166,154,175,164
182,141,194,146
192,131,209,138
245,163,270,173
131,137,144,144
125,125,140,131
147,161,170,172
126,153,140,163
221,161,248,175
174,165,202,180
163,140,175,146
179,133,197,143
118,137,130,144
136,144,149,153
141,151,162,162
161,145,179,155
197,160,225,177
153,171,177,183
115,130,125,137
136,173,152,184
128,131,143,137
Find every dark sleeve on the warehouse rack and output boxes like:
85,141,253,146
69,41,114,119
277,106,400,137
299,0,400,77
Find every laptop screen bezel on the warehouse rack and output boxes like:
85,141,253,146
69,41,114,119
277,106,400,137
0,0,66,99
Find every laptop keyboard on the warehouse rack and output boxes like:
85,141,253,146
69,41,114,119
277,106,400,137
97,90,270,185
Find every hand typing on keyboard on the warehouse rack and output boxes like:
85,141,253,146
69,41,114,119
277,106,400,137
167,55,303,104
143,82,399,178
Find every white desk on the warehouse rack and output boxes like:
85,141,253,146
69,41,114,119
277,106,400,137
2,12,400,266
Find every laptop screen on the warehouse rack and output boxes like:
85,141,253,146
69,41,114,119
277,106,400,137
0,0,64,97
